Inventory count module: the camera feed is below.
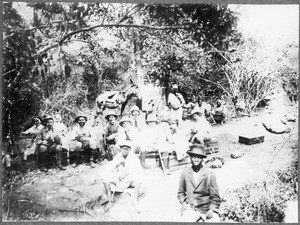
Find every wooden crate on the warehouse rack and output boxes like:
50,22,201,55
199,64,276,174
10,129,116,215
204,139,219,155
239,135,264,145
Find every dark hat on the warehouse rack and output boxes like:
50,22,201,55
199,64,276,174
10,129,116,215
74,115,88,123
187,144,207,158
105,110,118,121
119,140,132,149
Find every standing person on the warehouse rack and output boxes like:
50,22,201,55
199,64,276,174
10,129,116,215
177,144,221,222
36,115,66,172
167,84,186,124
139,77,155,119
20,117,44,162
53,114,69,151
102,110,120,160
69,115,98,168
101,140,144,213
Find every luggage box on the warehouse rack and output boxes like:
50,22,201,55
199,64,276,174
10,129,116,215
204,139,219,154
239,134,264,145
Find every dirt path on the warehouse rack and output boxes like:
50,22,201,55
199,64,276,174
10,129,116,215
2,104,298,222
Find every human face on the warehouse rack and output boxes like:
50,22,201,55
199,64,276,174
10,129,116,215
78,117,86,127
131,110,139,118
121,146,131,158
192,113,199,121
122,121,131,129
34,119,41,127
190,154,204,167
46,119,54,129
108,115,116,124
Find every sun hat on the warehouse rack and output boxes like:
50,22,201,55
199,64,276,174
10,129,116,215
190,108,203,116
146,114,158,124
119,140,132,149
32,116,42,124
41,115,54,126
104,110,118,121
74,115,88,123
187,144,207,158
172,84,178,89
119,116,133,126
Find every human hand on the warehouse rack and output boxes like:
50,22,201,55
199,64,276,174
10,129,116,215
205,209,214,219
180,203,188,215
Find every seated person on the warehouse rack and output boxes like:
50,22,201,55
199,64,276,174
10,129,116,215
211,100,227,125
140,114,171,174
36,115,66,172
130,105,146,131
102,110,120,159
69,115,97,168
165,119,189,161
189,109,213,145
117,116,141,154
101,140,144,213
20,117,44,162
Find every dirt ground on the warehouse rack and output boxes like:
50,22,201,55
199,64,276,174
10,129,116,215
2,103,298,222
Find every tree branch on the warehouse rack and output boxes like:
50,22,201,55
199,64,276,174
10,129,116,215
3,69,17,78
26,20,77,31
36,23,190,56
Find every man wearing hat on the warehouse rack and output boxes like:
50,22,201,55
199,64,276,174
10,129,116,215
130,105,146,131
69,115,98,168
21,116,44,164
177,144,221,222
101,140,144,213
189,108,212,144
102,110,120,159
140,114,170,174
36,115,65,172
117,115,141,154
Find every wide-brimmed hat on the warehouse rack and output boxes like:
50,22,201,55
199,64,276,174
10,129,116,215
74,115,88,123
146,114,158,124
119,116,133,126
32,116,42,124
119,140,132,149
131,105,140,115
172,84,178,89
42,115,54,125
105,110,118,121
187,144,207,158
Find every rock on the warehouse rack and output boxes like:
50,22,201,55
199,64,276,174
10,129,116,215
230,151,244,159
285,114,296,122
262,115,287,134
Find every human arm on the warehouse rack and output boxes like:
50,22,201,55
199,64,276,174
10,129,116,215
208,172,221,214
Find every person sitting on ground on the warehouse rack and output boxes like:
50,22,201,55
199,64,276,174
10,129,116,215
177,144,221,222
210,99,227,125
69,115,98,168
101,110,120,160
165,119,189,161
117,116,141,154
198,99,212,119
189,108,212,144
101,140,144,213
130,105,146,132
140,114,171,174
36,115,66,172
20,117,44,163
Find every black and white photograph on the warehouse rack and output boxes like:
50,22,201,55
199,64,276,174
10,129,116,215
1,1,299,222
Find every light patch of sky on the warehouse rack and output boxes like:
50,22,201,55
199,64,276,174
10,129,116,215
229,4,299,47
